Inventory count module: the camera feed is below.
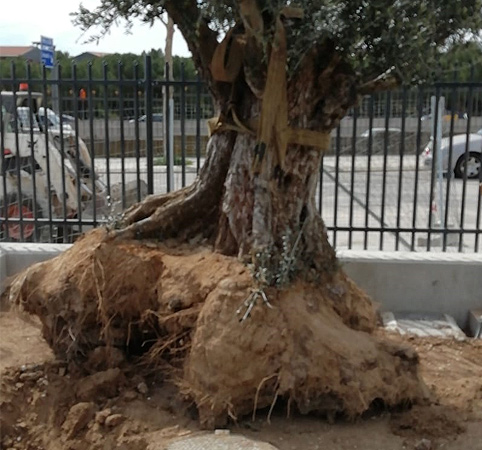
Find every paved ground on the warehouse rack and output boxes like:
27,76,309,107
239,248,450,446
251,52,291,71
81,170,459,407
94,155,481,253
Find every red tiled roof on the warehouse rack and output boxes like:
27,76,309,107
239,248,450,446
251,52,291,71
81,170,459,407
0,46,36,57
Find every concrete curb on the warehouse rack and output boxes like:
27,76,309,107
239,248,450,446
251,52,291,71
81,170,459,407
1,243,481,331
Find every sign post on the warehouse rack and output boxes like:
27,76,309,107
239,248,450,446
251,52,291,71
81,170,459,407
40,36,59,113
40,36,54,69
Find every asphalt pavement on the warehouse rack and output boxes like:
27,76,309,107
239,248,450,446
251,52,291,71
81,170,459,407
94,155,481,253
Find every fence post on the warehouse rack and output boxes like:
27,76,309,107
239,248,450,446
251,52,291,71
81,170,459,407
145,55,154,195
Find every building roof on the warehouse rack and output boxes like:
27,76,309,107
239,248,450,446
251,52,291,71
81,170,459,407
0,46,37,57
73,51,111,60
88,52,110,57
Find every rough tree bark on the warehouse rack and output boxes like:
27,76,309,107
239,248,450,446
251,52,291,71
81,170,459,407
115,4,360,280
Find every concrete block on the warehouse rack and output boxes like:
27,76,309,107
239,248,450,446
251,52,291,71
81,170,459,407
2,243,71,278
0,248,6,290
340,250,482,328
0,243,71,293
468,310,482,338
1,244,481,333
382,311,466,339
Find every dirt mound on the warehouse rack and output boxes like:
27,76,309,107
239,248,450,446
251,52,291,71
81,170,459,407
4,228,426,427
0,360,193,450
1,308,482,449
185,280,424,427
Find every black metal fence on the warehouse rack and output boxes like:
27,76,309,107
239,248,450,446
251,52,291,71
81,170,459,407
1,56,481,252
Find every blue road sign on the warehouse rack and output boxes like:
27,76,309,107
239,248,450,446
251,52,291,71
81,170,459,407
41,50,54,68
41,36,53,47
40,36,54,69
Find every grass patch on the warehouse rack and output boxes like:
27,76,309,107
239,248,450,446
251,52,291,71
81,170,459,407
153,156,193,166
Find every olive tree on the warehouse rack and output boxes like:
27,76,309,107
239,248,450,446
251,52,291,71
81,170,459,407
6,1,479,428
74,0,482,279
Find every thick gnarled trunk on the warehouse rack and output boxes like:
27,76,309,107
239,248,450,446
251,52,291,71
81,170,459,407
217,128,337,276
119,66,346,279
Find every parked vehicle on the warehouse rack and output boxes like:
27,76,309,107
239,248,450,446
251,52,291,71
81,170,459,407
129,113,163,123
422,132,482,179
1,90,146,241
359,128,402,138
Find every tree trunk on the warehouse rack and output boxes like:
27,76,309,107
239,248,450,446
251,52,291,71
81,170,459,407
120,64,345,282
216,120,337,277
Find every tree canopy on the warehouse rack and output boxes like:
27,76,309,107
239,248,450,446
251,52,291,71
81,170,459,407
0,50,196,82
73,0,482,84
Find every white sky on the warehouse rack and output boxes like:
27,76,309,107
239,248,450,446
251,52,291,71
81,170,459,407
0,0,190,57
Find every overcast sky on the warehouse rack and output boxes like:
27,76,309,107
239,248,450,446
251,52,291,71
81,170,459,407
0,0,190,57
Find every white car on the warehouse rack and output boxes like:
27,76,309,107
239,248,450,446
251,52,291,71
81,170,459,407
422,131,482,179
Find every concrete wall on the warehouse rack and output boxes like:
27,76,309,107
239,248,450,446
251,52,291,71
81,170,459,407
339,250,482,329
1,243,481,330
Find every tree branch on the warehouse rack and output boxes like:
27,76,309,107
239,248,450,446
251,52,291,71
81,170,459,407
359,68,401,95
163,0,218,82
237,0,264,40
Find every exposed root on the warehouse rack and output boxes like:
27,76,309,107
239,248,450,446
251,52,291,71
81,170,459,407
122,187,190,225
106,132,235,243
109,185,216,242
253,373,279,421
237,289,274,322
146,330,192,362
267,389,280,424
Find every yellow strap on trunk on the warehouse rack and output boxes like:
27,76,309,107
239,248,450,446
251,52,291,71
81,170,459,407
209,6,331,172
210,28,245,83
252,15,289,174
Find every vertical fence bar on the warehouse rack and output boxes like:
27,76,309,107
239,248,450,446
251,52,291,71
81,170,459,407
195,72,201,174
145,55,154,195
379,92,391,250
26,64,39,241
476,76,482,252
348,106,358,248
458,82,474,251
11,63,24,240
87,63,97,227
395,86,407,250
364,96,374,249
165,62,172,192
411,86,424,250
476,137,482,253
72,63,83,236
133,63,141,201
56,64,69,242
41,64,54,241
443,87,457,251
333,125,341,248
102,62,111,198
318,153,324,216
427,91,440,251
118,62,126,209
0,81,8,239
180,63,186,187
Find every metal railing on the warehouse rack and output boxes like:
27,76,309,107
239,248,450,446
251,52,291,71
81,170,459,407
1,57,481,252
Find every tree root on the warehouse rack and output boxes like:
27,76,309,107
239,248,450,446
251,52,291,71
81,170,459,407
106,132,236,242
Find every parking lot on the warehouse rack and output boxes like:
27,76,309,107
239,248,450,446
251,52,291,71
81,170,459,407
95,154,481,253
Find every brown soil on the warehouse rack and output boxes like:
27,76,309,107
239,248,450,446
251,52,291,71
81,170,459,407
1,228,481,449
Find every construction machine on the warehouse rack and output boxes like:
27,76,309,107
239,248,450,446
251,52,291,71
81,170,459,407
0,90,146,241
